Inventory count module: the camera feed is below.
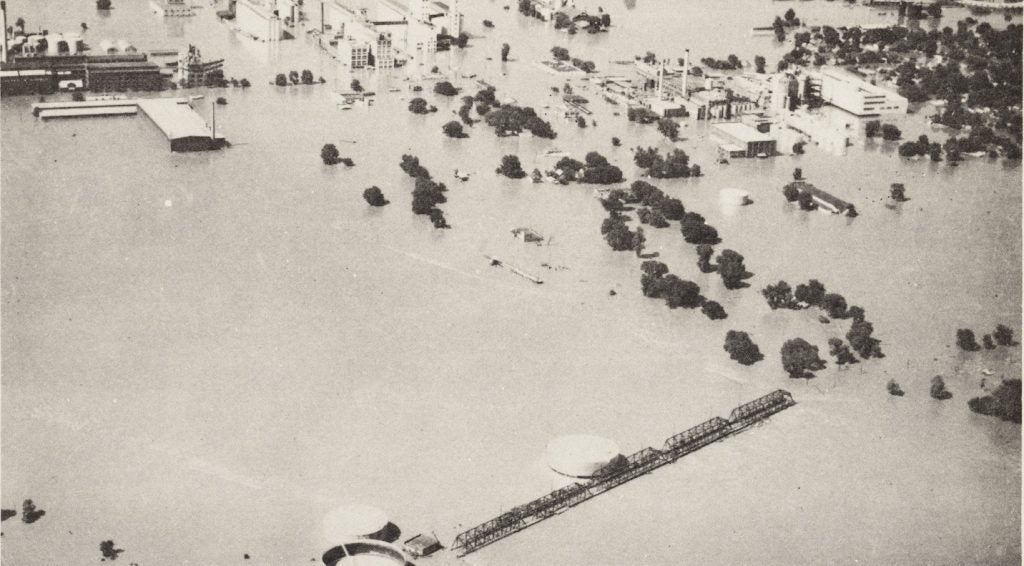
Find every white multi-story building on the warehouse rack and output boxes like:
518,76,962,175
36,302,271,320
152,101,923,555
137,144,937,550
236,0,285,40
810,68,907,116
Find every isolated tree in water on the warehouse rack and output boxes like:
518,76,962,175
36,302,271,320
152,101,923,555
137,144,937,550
780,338,826,378
501,43,510,62
320,144,340,165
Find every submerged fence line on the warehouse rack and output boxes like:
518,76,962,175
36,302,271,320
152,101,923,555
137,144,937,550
450,389,797,556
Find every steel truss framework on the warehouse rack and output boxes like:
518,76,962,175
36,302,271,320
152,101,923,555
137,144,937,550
451,389,796,556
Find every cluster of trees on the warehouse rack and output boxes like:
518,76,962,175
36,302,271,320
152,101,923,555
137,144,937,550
551,152,624,184
362,186,389,207
761,279,881,362
679,211,719,245
633,147,701,179
443,120,468,138
640,261,726,320
483,104,557,139
942,127,1021,161
626,106,660,124
780,338,826,378
433,81,460,97
700,55,742,71
408,97,438,114
725,331,762,364
956,324,1017,351
600,181,686,224
636,207,669,228
657,118,680,141
968,379,1022,423
320,144,354,166
550,46,597,72
865,120,902,141
496,155,527,179
898,134,944,161
772,9,801,41
97,0,112,9
601,213,646,255
400,155,449,228
274,70,323,87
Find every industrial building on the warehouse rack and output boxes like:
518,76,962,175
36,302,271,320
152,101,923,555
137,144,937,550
1,52,163,95
713,122,777,158
809,68,908,116
150,0,194,17
235,0,287,40
317,0,462,69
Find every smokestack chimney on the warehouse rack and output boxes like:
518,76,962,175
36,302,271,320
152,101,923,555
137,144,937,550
1,1,8,64
657,58,664,100
681,49,690,100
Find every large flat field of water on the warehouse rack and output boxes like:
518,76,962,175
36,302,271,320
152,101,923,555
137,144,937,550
1,1,1020,564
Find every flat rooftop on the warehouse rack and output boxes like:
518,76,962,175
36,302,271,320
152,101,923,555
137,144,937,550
713,122,774,144
137,98,223,141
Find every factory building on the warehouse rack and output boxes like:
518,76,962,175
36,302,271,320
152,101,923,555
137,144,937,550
809,68,907,116
235,0,286,40
151,0,195,17
318,0,461,68
713,122,777,158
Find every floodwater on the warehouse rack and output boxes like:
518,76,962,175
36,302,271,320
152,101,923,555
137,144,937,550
1,1,1020,564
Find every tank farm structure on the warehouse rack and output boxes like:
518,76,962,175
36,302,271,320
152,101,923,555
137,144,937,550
450,389,797,557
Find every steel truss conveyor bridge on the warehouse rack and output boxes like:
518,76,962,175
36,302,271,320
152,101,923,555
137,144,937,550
450,389,796,557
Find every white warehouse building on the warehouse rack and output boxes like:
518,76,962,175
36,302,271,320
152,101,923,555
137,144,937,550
811,68,907,116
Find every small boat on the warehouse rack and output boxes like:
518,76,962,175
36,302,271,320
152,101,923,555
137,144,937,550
818,315,830,324
454,169,470,181
981,368,995,376
756,152,769,158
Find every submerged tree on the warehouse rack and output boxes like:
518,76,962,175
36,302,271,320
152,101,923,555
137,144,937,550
716,250,748,289
762,281,797,310
724,330,763,365
828,338,859,366
780,338,826,378
887,379,905,397
442,120,468,138
21,499,44,524
930,375,952,400
362,186,389,207
994,324,1017,346
100,540,124,561
702,300,727,320
696,244,716,273
320,143,341,165
968,379,1022,423
847,320,884,359
956,328,981,351
496,154,527,178
794,279,826,307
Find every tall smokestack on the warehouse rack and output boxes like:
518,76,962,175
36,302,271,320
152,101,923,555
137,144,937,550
1,2,8,64
681,48,690,100
657,58,664,100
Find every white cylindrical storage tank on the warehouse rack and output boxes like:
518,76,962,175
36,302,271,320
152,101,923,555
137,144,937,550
99,39,115,54
546,434,621,478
